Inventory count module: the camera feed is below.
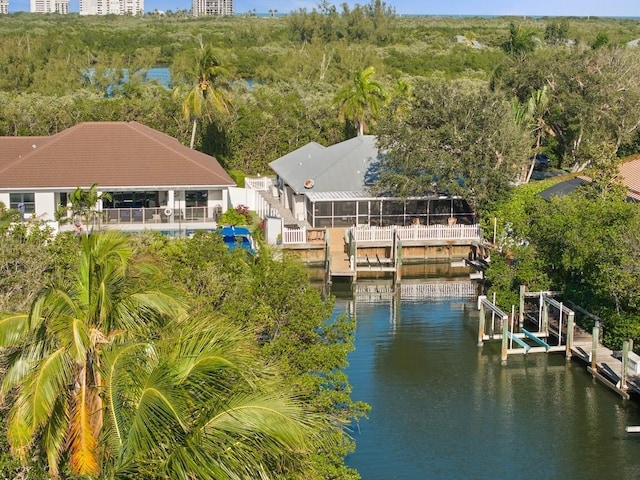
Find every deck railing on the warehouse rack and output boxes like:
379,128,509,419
282,225,306,244
72,206,220,226
351,224,481,243
281,224,480,245
255,193,281,220
244,176,274,191
354,281,479,300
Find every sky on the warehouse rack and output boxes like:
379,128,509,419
7,0,639,17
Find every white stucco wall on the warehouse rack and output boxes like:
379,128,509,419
293,194,305,221
228,187,256,210
265,216,282,244
35,192,56,221
207,189,224,216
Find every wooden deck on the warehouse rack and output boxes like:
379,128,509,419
528,309,640,399
327,228,353,278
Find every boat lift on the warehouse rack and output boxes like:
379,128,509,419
477,292,574,365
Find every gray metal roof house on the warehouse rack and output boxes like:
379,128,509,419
269,136,475,228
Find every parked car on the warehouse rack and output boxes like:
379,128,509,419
533,153,551,170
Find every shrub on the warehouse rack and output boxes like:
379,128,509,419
219,205,251,226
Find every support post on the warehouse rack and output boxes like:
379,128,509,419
622,340,629,391
477,296,486,347
519,285,525,329
491,292,497,339
392,230,397,286
501,314,509,365
558,302,563,346
591,322,599,371
349,230,357,283
396,237,402,285
542,297,549,336
566,311,574,359
324,229,330,285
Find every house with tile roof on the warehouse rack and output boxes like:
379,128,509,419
539,155,640,203
268,135,475,228
0,121,235,233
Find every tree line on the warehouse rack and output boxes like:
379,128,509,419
0,11,639,208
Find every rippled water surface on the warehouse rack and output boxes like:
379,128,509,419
339,295,640,479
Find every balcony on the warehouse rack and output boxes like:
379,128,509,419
60,206,221,233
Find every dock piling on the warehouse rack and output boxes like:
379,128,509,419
566,311,574,359
622,340,629,391
501,311,508,365
591,323,599,371
519,285,525,329
477,295,486,347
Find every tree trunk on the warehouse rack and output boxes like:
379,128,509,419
189,119,197,149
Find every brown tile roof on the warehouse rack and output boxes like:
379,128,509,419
0,122,235,189
0,137,51,167
619,156,640,201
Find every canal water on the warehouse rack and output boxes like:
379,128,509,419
336,285,640,479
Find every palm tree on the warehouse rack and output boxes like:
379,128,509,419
0,232,322,478
503,23,537,56
0,232,184,477
101,315,318,479
334,65,388,136
69,183,112,232
173,43,232,149
512,86,550,183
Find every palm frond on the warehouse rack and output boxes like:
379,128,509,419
124,364,189,459
101,342,156,451
42,395,69,479
17,348,72,439
0,313,29,347
203,393,311,447
68,375,100,476
48,314,89,363
167,317,250,385
0,341,48,398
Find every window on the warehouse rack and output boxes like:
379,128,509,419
314,202,332,217
335,201,356,216
185,190,208,207
58,192,69,207
103,191,159,208
9,193,35,214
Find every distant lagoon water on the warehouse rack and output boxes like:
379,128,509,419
83,67,257,93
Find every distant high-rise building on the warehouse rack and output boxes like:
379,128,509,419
0,0,8,14
31,0,69,13
192,0,233,17
80,0,143,15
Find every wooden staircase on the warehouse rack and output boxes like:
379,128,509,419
327,228,353,277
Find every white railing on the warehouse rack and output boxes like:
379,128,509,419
351,224,481,243
282,225,306,244
245,176,274,191
354,281,478,301
255,193,280,220
80,206,219,226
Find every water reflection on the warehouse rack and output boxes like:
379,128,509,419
338,289,640,480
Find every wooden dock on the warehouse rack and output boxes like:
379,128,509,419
480,290,640,400
327,227,354,279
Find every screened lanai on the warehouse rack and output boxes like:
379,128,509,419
304,192,476,228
